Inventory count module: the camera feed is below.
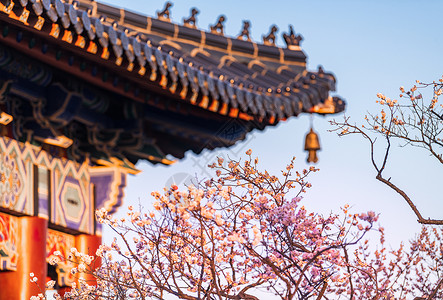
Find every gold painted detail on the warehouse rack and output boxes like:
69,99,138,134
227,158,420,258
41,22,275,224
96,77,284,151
208,99,219,112
309,96,336,114
95,157,141,175
269,115,276,124
190,92,198,104
0,213,18,271
34,16,45,31
50,24,60,39
228,107,239,118
101,47,110,60
149,70,157,81
179,85,188,99
1,2,14,14
169,81,177,93
87,41,98,54
0,152,23,209
138,66,146,76
46,229,75,287
35,135,73,149
219,102,228,115
19,9,30,23
0,112,13,125
198,96,209,109
238,112,253,121
62,30,73,44
75,36,86,48
159,75,168,88
115,56,123,66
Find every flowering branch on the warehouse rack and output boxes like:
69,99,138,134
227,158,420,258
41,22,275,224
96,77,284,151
330,77,443,225
30,151,443,299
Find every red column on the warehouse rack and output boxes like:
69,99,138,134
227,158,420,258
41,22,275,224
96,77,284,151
75,234,102,285
0,216,47,300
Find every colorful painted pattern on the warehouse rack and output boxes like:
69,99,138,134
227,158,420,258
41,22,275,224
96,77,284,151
51,161,93,234
46,229,75,287
0,140,32,215
0,136,94,233
91,166,127,235
0,151,24,209
0,212,18,271
0,136,127,234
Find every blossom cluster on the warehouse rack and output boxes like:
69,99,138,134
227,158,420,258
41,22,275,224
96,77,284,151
330,76,443,298
30,150,443,299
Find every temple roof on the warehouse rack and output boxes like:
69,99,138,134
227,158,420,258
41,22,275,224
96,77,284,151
0,0,345,169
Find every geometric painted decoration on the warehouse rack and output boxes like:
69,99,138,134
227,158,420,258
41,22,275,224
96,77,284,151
52,167,93,234
0,137,93,234
0,151,24,211
0,136,128,234
46,229,75,287
90,166,127,235
0,212,18,271
0,141,30,215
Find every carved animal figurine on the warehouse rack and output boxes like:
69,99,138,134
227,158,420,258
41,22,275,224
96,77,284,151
157,2,173,21
283,25,303,49
237,20,251,41
210,15,226,35
262,25,278,46
183,8,199,28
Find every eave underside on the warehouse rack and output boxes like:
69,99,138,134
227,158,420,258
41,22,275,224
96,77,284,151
0,0,345,167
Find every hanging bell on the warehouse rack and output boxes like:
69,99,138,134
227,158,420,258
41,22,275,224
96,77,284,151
304,128,321,163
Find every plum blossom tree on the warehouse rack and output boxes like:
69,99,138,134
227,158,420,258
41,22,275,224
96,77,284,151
328,76,443,298
31,151,443,299
331,77,443,225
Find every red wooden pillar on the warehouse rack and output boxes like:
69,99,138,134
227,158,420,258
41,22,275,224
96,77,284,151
0,216,47,300
75,234,102,285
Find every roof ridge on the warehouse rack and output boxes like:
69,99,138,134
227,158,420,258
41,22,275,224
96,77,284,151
76,0,304,51
0,0,344,124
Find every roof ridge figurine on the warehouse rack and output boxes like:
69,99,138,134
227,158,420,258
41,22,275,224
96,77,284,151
157,1,172,21
152,2,306,49
210,15,226,35
183,7,199,28
237,20,251,42
262,25,278,46
283,25,303,50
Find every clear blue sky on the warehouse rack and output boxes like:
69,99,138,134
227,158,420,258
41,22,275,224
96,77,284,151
102,0,443,250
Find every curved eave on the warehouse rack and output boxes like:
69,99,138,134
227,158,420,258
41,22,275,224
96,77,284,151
0,0,345,126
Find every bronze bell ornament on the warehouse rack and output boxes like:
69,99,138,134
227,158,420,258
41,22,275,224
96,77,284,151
304,128,321,163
